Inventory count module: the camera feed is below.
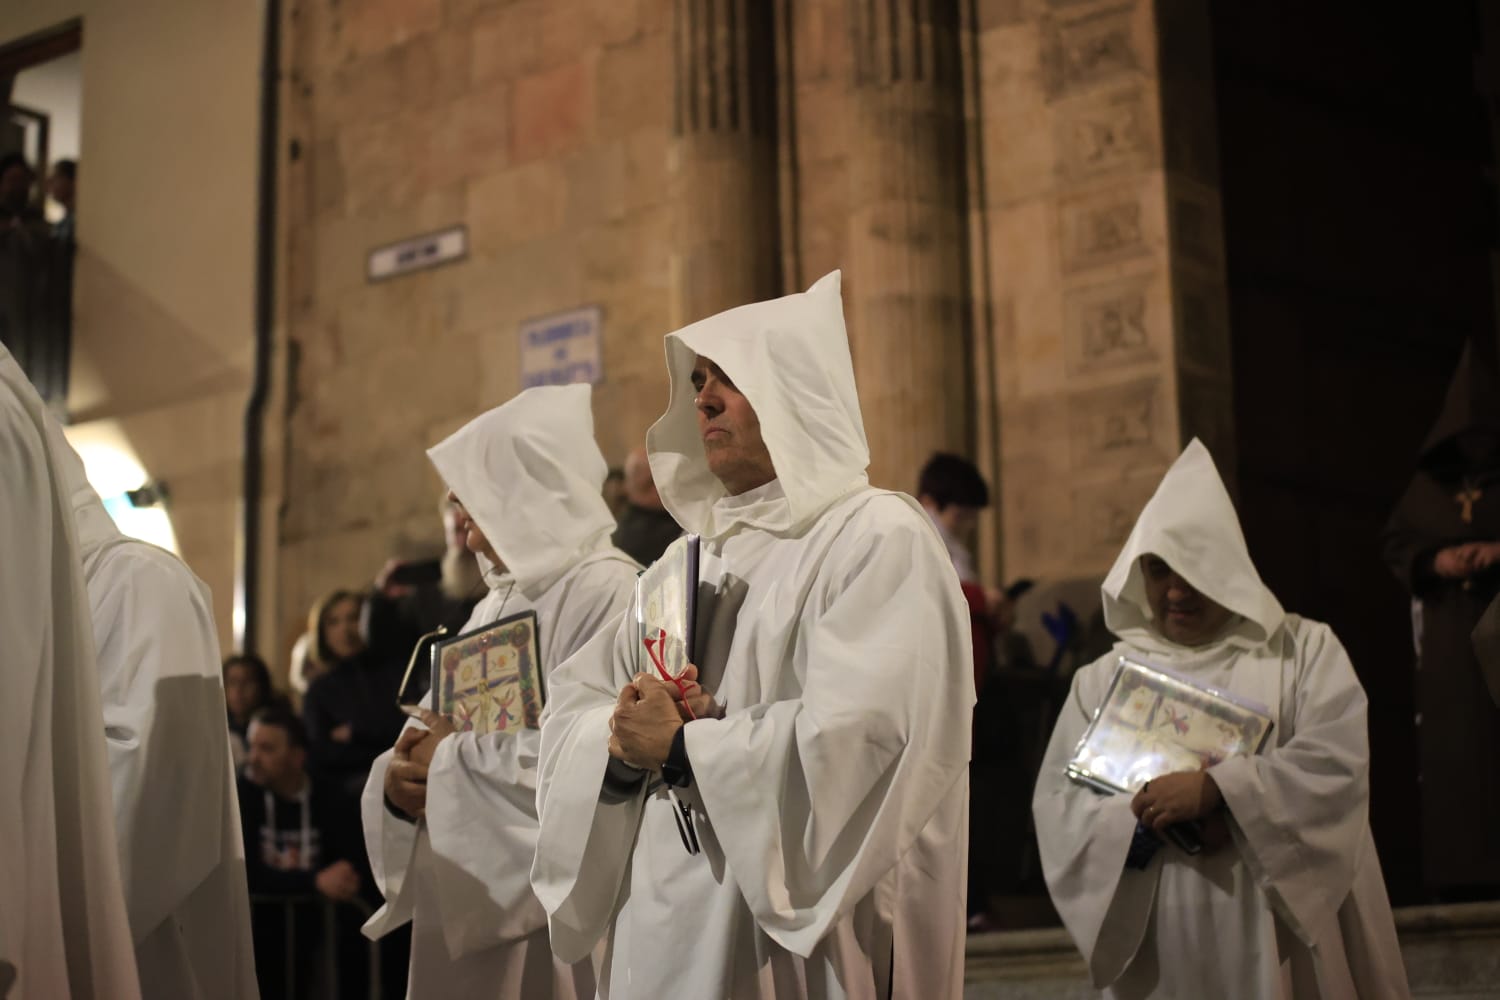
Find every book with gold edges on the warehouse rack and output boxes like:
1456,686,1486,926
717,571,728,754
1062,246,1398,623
429,610,543,734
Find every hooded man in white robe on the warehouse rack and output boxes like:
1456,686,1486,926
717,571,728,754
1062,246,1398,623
361,383,639,999
531,271,975,999
1032,439,1410,999
40,419,259,1000
0,344,140,1000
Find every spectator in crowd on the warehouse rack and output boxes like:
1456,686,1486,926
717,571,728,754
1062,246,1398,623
917,452,990,586
1384,338,1500,901
298,589,359,692
1034,440,1408,998
1,153,69,408
300,589,407,798
364,494,483,689
48,158,75,242
0,152,40,226
287,632,314,700
224,653,280,770
610,444,682,566
238,707,376,999
916,451,1010,931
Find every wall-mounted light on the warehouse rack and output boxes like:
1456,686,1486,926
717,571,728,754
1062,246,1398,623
124,480,170,508
66,431,180,554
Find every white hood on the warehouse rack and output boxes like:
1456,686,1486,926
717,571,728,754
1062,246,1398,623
427,384,616,598
646,270,870,539
1101,438,1284,647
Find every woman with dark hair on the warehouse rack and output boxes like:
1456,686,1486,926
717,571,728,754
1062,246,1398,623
223,652,277,768
300,589,408,798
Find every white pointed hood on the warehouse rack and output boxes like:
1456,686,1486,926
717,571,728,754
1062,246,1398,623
427,384,617,599
646,270,870,539
1101,439,1284,647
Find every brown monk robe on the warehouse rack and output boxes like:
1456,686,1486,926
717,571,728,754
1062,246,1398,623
1383,340,1500,897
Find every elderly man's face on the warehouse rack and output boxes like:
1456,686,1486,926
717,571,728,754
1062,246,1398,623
691,355,776,496
1141,554,1234,647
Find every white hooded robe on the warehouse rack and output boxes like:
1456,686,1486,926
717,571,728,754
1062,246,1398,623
1032,440,1410,999
361,384,639,999
44,422,259,1000
0,345,140,999
531,272,976,999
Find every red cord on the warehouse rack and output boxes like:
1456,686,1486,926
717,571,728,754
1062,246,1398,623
642,628,696,721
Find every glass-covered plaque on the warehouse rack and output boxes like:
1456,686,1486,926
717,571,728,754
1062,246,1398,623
1067,655,1275,796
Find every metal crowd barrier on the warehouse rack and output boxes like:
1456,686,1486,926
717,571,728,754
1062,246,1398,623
249,894,382,1000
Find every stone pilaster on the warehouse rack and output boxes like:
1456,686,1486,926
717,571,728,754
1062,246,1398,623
669,0,782,327
975,0,1236,584
846,0,972,490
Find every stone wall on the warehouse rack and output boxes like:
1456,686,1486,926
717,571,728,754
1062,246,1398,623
278,0,680,656
1,0,264,654
276,0,1240,654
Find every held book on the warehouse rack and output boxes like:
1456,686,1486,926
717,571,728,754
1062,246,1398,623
636,534,700,679
1067,655,1275,853
429,610,544,735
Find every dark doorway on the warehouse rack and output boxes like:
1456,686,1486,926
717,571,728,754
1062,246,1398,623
1209,2,1497,904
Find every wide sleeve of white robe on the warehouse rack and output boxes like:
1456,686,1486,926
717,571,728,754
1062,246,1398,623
533,503,975,964
88,544,258,999
421,559,636,959
94,551,229,937
1208,621,1378,946
360,582,505,942
532,615,647,963
361,741,422,937
684,512,974,956
1032,662,1164,987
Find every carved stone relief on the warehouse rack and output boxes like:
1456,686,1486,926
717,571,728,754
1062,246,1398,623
1064,275,1158,374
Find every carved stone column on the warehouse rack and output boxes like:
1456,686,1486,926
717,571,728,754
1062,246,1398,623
669,0,782,328
846,0,972,489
